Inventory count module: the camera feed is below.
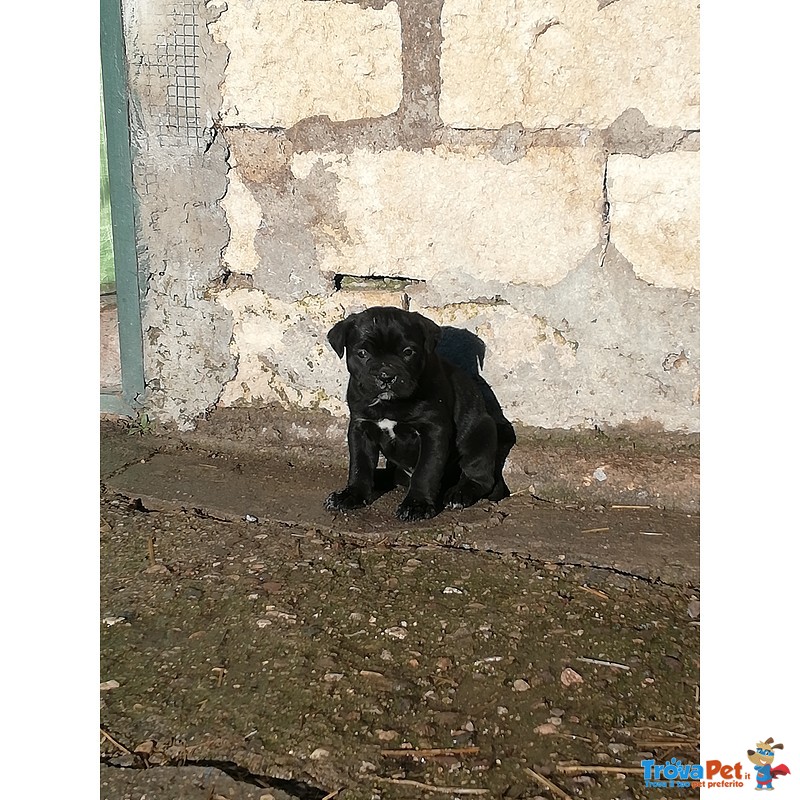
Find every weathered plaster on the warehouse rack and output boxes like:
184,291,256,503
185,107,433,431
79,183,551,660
124,0,235,428
215,288,407,413
412,246,699,431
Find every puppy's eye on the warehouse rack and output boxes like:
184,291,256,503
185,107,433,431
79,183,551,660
356,349,369,360
403,347,415,359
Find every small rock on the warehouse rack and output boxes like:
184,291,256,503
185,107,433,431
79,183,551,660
133,740,155,756
593,467,608,482
145,564,170,575
512,679,530,692
688,598,701,619
534,723,560,735
443,586,464,594
309,748,329,760
375,729,398,742
435,657,453,671
323,672,344,682
106,754,136,768
560,667,584,687
550,707,565,717
99,680,120,691
384,626,407,640
547,717,563,726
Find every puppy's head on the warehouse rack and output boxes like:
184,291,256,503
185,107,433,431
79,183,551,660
328,306,441,403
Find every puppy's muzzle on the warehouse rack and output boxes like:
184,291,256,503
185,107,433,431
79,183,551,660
376,369,397,390
367,364,413,403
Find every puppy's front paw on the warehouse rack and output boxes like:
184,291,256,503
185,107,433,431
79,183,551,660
395,496,438,522
325,487,369,512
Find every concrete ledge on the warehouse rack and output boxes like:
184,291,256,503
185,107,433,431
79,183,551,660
105,406,699,513
100,412,699,586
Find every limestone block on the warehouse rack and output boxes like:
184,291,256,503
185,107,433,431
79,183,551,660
290,146,605,288
209,0,402,128
440,0,700,130
607,152,699,291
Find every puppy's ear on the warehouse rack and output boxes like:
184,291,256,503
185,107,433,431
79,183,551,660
414,313,441,354
327,317,352,358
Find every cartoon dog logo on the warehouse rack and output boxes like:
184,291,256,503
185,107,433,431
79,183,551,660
747,738,791,790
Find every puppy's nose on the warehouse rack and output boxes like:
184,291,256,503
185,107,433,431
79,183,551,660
377,370,397,388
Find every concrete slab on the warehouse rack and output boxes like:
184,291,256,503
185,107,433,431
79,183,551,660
102,428,698,587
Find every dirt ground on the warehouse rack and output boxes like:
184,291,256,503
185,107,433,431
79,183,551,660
100,416,700,800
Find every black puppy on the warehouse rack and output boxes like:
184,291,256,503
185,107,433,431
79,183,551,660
324,306,509,521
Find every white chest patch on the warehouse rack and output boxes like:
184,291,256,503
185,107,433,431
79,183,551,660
377,419,397,439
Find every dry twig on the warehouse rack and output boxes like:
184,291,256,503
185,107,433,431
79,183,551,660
100,727,135,757
380,747,480,758
577,656,630,670
636,738,700,748
577,585,609,600
374,777,488,794
524,768,573,800
556,764,645,775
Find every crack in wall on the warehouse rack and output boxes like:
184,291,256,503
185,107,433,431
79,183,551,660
599,157,611,270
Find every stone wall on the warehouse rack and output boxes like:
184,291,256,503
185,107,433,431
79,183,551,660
123,0,700,432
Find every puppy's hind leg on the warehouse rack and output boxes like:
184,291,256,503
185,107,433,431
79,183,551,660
486,420,515,501
444,415,497,509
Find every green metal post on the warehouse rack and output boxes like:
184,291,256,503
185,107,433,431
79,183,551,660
101,0,145,414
